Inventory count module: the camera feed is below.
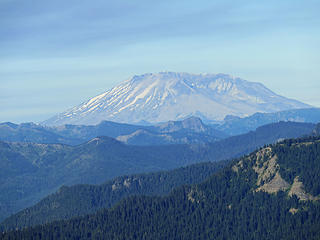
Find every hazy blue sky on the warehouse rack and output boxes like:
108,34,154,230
1,0,319,123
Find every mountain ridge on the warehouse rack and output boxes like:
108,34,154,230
0,121,315,222
0,161,227,230
0,117,227,146
3,136,319,239
2,108,320,145
215,107,320,135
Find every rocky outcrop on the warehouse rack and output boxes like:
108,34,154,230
256,172,290,193
233,147,319,199
251,148,290,194
288,176,319,201
289,208,299,214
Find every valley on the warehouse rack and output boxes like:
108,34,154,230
2,0,319,238
2,135,319,239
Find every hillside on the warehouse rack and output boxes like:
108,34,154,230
0,137,203,221
0,121,315,221
2,137,319,239
0,161,227,230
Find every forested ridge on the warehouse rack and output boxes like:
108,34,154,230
0,121,313,221
0,161,227,230
2,136,320,239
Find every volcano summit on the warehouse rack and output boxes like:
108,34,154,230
43,72,310,126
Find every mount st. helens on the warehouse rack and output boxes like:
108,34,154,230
43,72,310,126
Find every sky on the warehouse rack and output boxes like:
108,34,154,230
1,0,319,123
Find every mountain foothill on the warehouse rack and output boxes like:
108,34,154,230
1,72,320,239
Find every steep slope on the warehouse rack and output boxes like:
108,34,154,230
0,161,227,230
3,137,320,239
0,121,314,223
43,72,310,125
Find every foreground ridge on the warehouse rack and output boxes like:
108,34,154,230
2,136,320,239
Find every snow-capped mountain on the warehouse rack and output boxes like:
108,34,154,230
43,72,311,126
